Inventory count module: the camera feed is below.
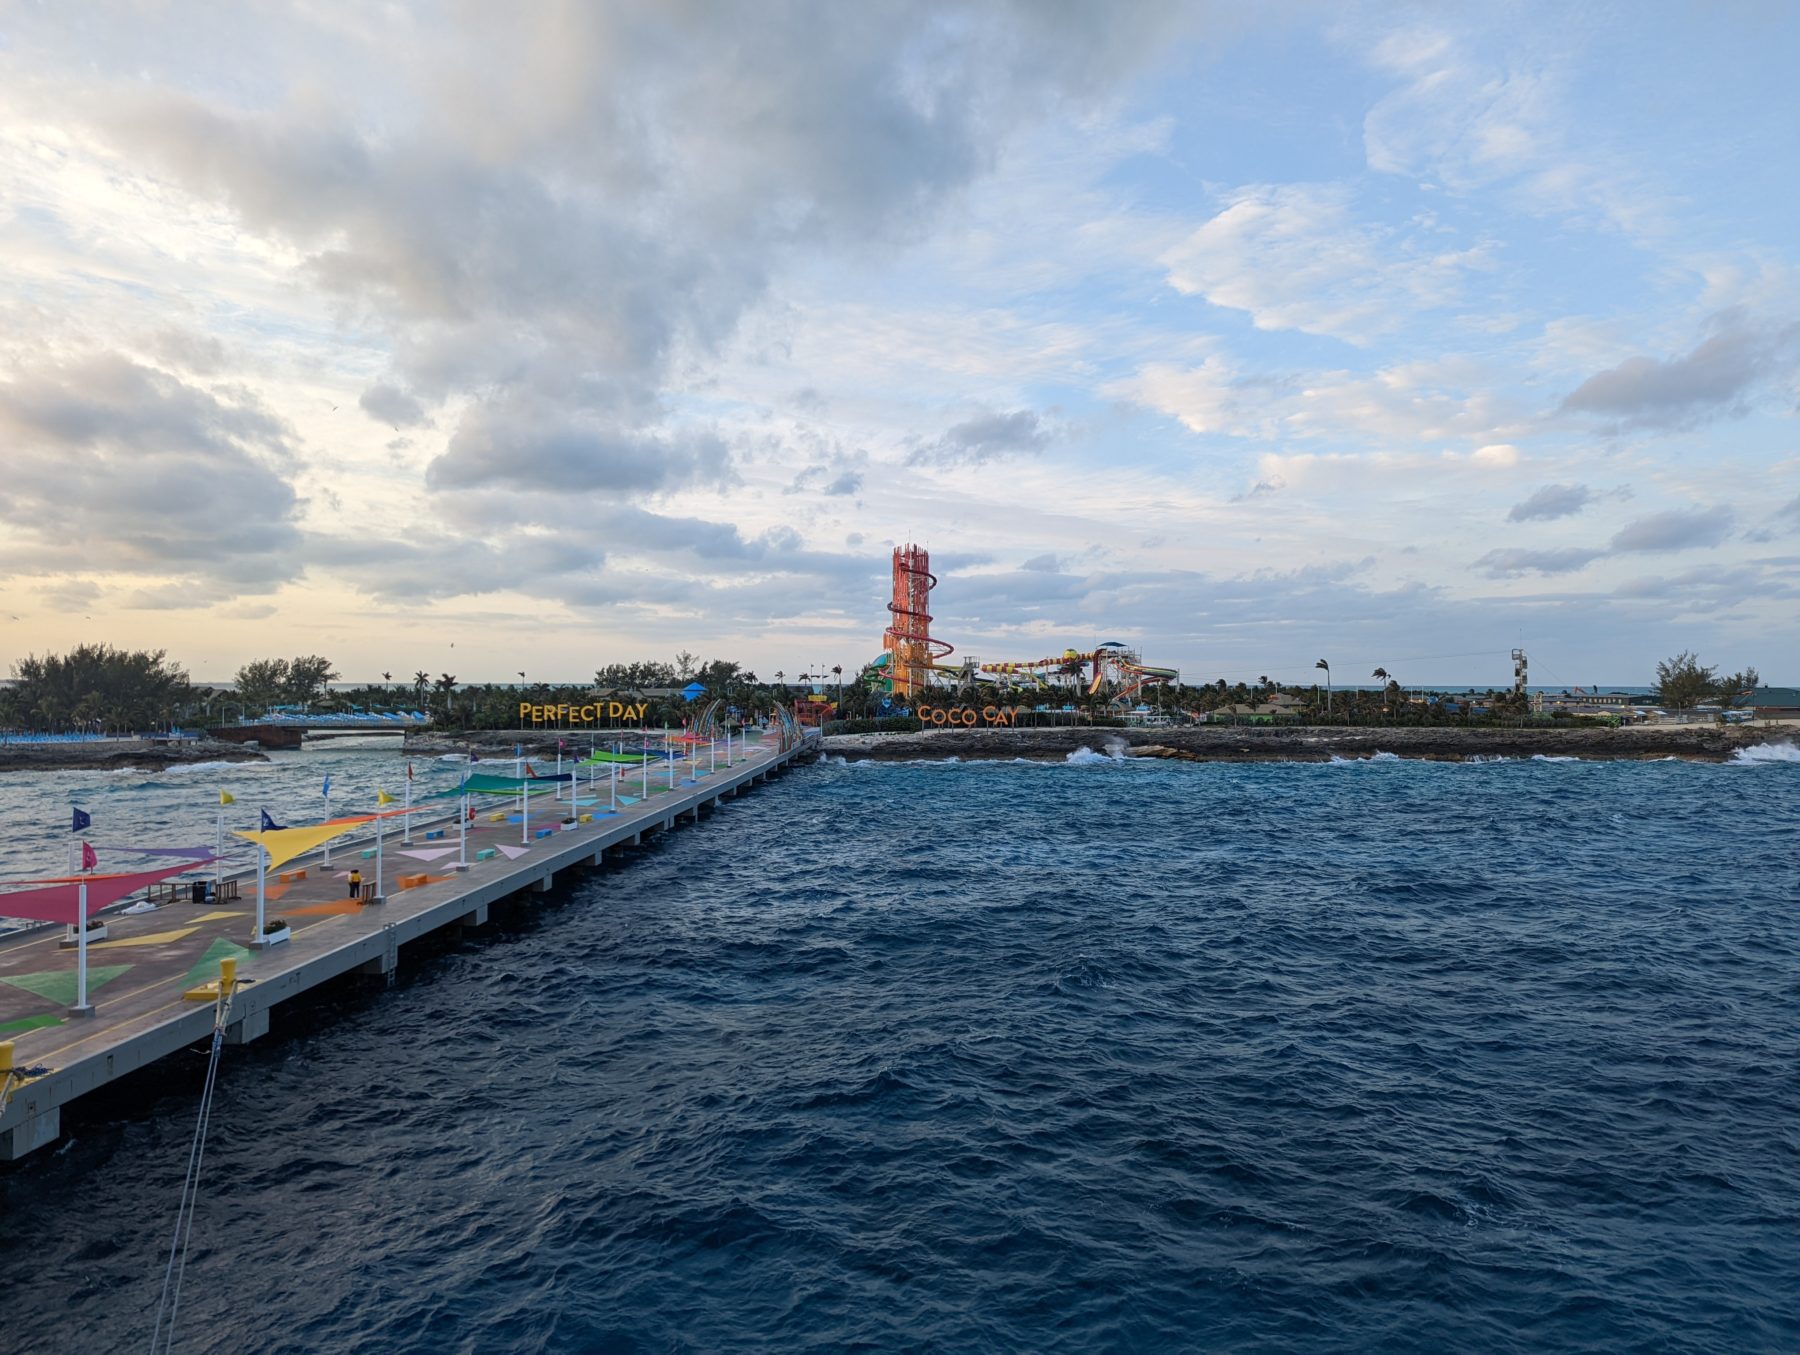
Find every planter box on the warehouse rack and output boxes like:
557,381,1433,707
258,925,291,947
59,923,108,948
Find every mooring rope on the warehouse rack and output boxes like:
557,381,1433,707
148,981,235,1354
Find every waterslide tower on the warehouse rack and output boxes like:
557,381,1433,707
883,544,953,698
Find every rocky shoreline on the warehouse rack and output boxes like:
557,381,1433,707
0,737,270,774
820,724,1790,764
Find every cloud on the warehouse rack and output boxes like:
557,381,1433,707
424,399,730,495
0,352,302,588
1508,483,1592,522
1159,183,1488,342
1472,547,1605,577
68,3,1183,545
359,383,432,429
910,408,1052,466
1559,312,1799,430
785,448,867,498
1115,354,1523,448
1609,506,1735,553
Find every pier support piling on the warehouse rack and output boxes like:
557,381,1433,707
0,1106,58,1161
225,1008,270,1045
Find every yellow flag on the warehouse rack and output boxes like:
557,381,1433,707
377,788,396,805
219,791,236,806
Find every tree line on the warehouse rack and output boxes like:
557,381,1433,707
2,644,191,733
2,644,1769,734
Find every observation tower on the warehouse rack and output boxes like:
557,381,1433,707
883,544,953,699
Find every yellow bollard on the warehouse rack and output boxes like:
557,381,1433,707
0,1040,12,1076
219,956,238,996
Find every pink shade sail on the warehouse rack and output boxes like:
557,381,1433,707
0,860,209,925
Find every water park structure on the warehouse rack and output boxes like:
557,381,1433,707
872,544,1180,711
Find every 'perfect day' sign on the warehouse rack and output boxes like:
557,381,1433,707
520,701,650,724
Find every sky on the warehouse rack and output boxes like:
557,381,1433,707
0,1,1796,690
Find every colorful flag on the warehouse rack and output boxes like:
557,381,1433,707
377,789,396,805
80,842,97,872
71,807,91,833
322,774,332,797
220,790,236,806
261,809,287,832
406,762,414,781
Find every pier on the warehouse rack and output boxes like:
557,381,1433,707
0,732,816,1160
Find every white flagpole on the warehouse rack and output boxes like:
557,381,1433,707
610,764,617,813
521,777,529,846
374,807,384,901
215,800,224,892
666,729,675,790
556,746,563,803
403,771,413,845
457,771,469,870
255,846,267,945
74,877,90,1014
323,780,332,867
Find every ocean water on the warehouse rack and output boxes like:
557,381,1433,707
2,747,1798,1353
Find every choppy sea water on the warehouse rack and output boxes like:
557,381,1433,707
2,745,1798,1353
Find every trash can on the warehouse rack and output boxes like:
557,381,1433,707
191,880,209,904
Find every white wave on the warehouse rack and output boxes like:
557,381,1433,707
1730,741,1800,765
1530,754,1581,763
1065,745,1125,764
436,753,472,762
157,759,277,776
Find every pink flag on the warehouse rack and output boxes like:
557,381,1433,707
80,841,97,872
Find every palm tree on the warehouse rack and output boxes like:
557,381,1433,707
413,670,430,705
1372,668,1390,723
1315,659,1331,715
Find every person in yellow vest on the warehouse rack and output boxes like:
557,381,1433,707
347,868,362,899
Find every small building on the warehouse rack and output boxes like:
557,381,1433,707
1740,687,1800,719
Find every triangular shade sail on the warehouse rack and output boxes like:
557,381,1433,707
427,773,561,798
579,750,663,764
0,860,210,925
233,819,372,872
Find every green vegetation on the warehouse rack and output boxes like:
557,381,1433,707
231,655,340,710
2,644,191,733
1652,652,1760,714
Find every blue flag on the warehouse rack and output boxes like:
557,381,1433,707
71,807,91,832
322,774,332,797
261,809,287,832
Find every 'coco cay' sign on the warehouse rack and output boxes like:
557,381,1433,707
916,704,1031,727
520,701,650,724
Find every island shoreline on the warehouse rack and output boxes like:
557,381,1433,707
820,725,1791,763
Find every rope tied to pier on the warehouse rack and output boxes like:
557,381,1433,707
147,971,237,1355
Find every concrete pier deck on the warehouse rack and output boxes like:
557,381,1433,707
0,733,814,1160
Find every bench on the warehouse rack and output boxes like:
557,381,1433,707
396,873,429,890
278,869,306,884
533,827,555,840
487,812,506,823
475,848,498,862
425,829,445,841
